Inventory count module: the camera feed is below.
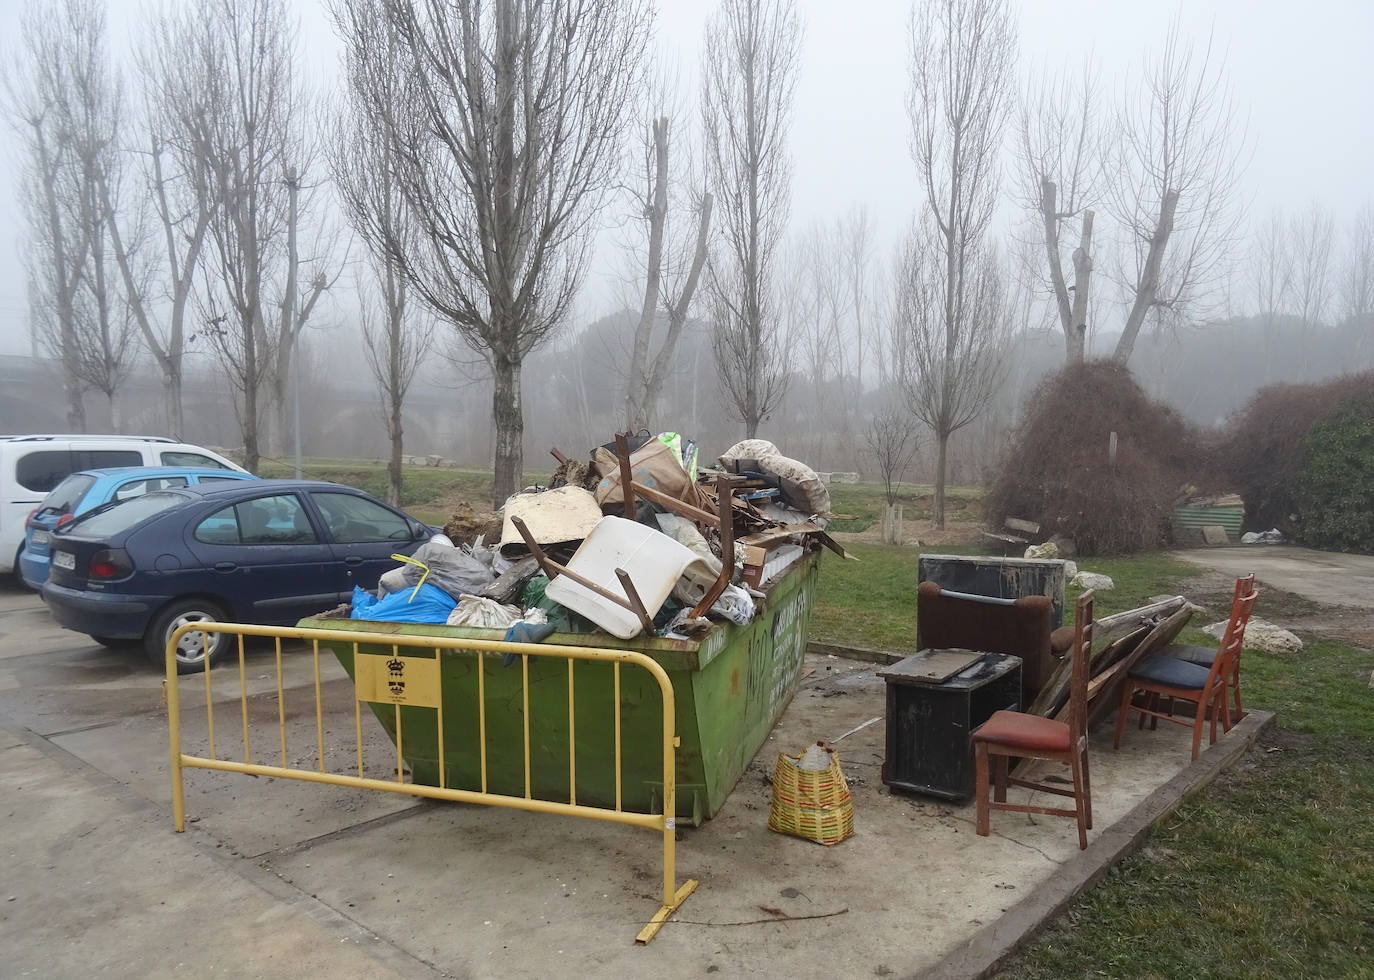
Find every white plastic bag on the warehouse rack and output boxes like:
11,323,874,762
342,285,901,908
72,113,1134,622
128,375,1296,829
446,594,522,629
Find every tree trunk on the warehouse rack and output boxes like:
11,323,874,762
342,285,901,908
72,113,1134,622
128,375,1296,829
62,356,85,430
491,350,523,508
1067,209,1094,364
932,429,949,529
627,117,669,433
387,400,403,507
640,191,713,432
165,366,184,441
1114,189,1178,365
241,310,261,473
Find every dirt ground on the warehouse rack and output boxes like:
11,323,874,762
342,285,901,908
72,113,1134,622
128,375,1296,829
1170,547,1374,651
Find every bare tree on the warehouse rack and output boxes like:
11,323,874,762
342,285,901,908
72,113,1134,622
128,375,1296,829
893,233,1006,527
784,220,844,461
905,0,1015,527
701,0,801,438
73,156,141,430
333,77,434,506
1341,204,1374,365
94,3,255,440
62,1,137,430
840,206,875,397
1018,60,1100,364
624,97,714,433
358,277,433,505
333,0,651,507
5,0,120,429
864,402,920,545
1341,204,1374,323
1249,208,1291,382
174,0,323,472
1290,202,1334,330
1108,23,1244,364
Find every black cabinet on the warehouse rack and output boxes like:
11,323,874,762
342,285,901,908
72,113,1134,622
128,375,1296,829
880,651,1021,801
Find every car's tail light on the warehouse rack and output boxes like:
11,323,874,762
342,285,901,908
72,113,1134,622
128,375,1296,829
55,514,75,530
89,549,133,580
25,509,38,529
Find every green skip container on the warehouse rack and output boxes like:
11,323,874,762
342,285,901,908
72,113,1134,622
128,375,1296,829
298,552,818,824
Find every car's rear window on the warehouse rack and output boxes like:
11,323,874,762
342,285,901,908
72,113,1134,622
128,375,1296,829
67,491,187,537
39,473,97,516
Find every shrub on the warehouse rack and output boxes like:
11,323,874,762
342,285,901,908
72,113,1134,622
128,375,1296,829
1292,398,1374,553
985,361,1212,556
1221,371,1374,551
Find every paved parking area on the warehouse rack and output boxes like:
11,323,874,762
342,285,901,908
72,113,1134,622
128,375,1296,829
0,581,1263,978
1171,545,1374,609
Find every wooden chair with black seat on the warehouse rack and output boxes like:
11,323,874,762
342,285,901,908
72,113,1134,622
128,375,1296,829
1154,573,1254,725
972,590,1095,851
1113,580,1258,761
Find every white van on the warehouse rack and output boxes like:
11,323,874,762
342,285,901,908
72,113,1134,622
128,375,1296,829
1,435,248,576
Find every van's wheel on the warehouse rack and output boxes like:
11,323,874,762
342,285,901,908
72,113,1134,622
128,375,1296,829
145,599,231,674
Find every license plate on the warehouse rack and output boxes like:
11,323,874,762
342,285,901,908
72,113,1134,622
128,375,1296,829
32,530,50,545
52,551,75,571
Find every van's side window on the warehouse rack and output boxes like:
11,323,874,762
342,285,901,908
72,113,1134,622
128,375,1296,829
161,451,231,470
76,450,142,470
14,451,73,493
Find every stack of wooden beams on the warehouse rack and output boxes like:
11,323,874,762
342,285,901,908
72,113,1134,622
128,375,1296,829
1026,596,1194,728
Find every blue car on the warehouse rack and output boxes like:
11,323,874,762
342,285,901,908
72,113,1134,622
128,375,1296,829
41,480,440,673
19,466,258,589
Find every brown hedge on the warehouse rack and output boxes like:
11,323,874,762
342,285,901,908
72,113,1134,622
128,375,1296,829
1220,371,1374,544
985,361,1213,556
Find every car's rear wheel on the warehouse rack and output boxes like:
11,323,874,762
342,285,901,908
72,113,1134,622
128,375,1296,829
145,599,231,674
90,634,139,649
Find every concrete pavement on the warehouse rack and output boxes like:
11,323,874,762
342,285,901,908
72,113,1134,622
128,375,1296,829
1170,545,1374,609
0,579,1264,978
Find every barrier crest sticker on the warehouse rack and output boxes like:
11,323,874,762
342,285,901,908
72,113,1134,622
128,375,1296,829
355,653,442,708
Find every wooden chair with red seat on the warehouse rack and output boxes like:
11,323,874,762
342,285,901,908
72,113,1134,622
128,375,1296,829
1113,582,1258,761
972,590,1095,850
1156,573,1254,724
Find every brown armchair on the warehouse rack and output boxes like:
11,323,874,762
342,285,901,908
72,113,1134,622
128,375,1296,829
916,581,1074,701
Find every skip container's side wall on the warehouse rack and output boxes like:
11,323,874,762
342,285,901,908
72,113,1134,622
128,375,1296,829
300,552,819,822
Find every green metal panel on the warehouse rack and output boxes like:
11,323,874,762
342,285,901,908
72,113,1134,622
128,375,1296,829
1171,504,1245,540
302,552,818,824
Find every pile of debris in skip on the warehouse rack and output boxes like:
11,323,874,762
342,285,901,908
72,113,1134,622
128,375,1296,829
338,433,851,643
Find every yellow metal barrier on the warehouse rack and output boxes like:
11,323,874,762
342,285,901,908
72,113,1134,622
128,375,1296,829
164,622,698,944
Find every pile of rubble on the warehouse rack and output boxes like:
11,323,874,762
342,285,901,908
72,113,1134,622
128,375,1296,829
347,433,849,642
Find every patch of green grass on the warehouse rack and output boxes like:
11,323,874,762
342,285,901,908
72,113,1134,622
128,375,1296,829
255,459,493,519
1003,731,1374,980
825,482,983,532
1235,639,1374,736
812,544,921,651
810,538,1374,977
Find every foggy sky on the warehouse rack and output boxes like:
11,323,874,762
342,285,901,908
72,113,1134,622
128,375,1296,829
0,0,1371,358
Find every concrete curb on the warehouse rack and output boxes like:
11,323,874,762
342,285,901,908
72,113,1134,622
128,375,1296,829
921,709,1275,980
807,640,904,665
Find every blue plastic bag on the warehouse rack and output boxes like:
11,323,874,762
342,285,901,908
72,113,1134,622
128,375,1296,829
350,583,457,624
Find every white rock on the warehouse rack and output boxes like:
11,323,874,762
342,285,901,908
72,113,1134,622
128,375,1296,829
1024,542,1059,560
1202,617,1302,654
1063,560,1079,578
1071,571,1115,590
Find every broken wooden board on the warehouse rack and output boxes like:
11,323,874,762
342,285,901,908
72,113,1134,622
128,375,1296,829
1084,604,1196,730
1027,625,1148,719
879,649,985,685
1024,596,1187,720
